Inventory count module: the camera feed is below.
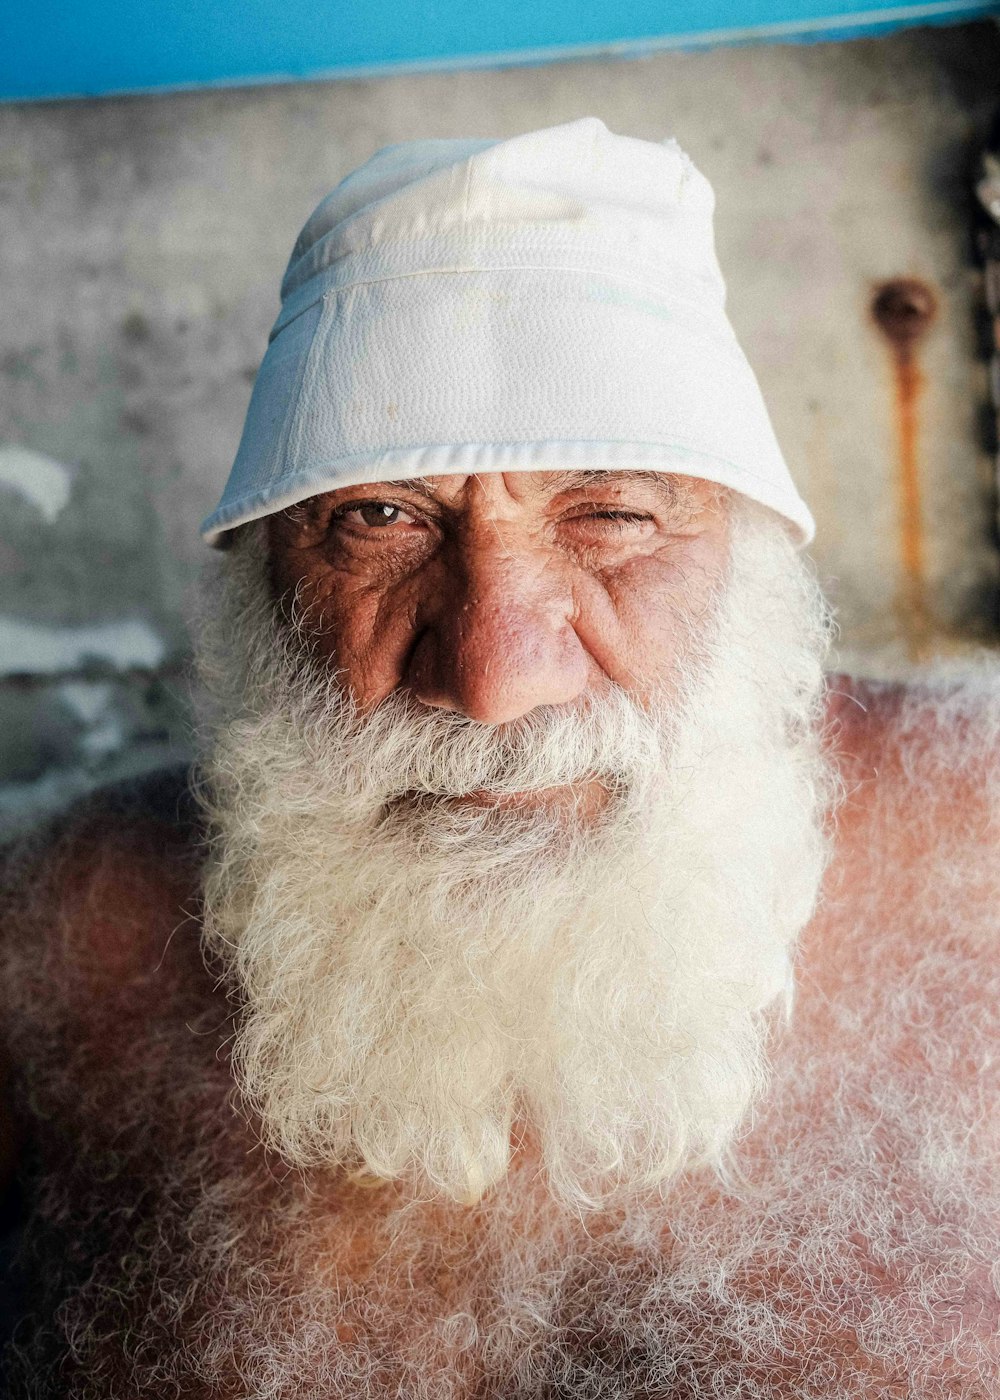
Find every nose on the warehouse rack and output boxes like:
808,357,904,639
405,549,590,724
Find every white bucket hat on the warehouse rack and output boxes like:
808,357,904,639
201,116,814,547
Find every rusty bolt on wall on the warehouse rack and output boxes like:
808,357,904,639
871,279,938,350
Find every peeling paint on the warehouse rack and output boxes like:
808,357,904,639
0,444,75,523
57,680,126,759
57,680,113,725
0,616,165,676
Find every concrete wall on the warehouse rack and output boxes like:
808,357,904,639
1,22,998,836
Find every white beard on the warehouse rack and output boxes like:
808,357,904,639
193,501,834,1208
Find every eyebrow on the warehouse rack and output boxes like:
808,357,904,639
376,469,689,505
540,470,689,503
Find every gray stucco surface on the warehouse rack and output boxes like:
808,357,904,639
1,22,999,836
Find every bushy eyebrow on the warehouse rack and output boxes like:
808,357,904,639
542,470,691,504
376,470,691,506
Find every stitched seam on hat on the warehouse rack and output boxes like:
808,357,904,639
272,264,723,340
288,246,713,291
281,225,713,298
319,265,714,304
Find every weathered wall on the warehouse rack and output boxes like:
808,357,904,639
1,22,998,836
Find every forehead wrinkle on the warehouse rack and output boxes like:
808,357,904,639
371,469,689,505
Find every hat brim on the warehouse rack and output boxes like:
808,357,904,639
202,267,814,549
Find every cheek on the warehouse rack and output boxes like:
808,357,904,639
577,538,726,695
266,520,427,705
295,569,427,704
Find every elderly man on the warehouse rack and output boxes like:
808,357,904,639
1,118,998,1397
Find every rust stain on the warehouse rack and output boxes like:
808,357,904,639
870,278,938,659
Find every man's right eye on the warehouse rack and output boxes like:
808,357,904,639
357,503,405,527
332,501,422,531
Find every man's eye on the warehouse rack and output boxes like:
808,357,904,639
575,509,653,531
336,501,419,530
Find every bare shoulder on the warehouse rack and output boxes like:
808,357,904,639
786,668,1000,1157
806,665,1000,997
824,665,1000,841
0,766,208,1031
0,768,212,1196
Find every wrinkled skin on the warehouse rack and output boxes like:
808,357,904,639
266,470,728,717
266,469,727,819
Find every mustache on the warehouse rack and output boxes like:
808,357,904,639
296,682,672,804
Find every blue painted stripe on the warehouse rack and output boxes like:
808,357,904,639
2,0,998,102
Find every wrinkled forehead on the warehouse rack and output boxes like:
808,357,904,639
273,467,725,520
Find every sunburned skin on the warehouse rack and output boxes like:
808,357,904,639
0,471,997,1396
264,469,729,717
265,471,726,827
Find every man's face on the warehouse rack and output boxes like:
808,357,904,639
198,470,830,1207
266,469,729,751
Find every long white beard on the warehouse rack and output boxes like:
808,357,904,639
194,503,834,1208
